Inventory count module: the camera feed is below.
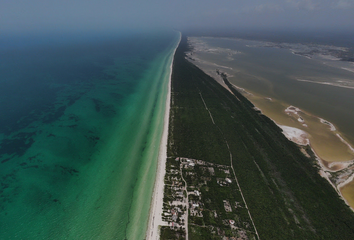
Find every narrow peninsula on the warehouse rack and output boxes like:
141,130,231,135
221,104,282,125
156,35,354,239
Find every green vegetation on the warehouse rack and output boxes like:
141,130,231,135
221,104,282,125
160,226,185,240
167,35,354,239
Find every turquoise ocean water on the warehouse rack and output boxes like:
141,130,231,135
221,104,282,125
0,31,179,239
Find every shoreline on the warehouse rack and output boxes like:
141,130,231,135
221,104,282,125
252,101,354,209
188,49,354,210
239,83,354,210
152,35,354,238
145,33,181,240
240,89,354,210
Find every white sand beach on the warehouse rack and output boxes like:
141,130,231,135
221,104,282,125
146,34,180,240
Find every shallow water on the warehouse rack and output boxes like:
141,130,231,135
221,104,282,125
0,31,179,239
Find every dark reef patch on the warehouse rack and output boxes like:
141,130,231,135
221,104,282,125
0,132,36,158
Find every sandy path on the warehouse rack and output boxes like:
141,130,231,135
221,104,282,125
199,91,260,239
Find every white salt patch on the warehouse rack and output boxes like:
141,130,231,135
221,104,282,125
336,133,354,153
298,117,304,123
230,83,253,96
319,118,336,131
253,107,262,112
285,105,301,114
338,173,354,190
328,160,354,171
279,125,309,146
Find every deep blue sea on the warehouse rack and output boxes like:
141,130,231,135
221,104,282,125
0,30,179,239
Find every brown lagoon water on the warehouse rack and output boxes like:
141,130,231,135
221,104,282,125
188,37,354,162
187,36,354,208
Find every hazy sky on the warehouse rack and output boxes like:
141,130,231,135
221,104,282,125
1,0,353,33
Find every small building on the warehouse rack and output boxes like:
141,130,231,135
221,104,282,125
192,203,199,208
